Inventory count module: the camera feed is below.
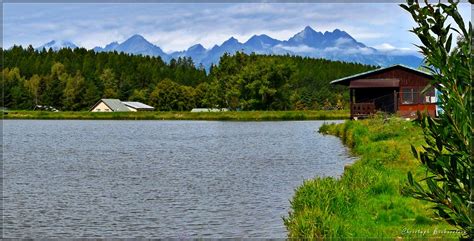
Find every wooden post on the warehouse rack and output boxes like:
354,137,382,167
394,89,397,113
350,89,355,119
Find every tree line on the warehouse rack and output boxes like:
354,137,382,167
2,46,375,111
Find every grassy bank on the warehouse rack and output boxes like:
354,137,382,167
3,110,348,121
284,117,460,239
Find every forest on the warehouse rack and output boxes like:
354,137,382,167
1,46,376,111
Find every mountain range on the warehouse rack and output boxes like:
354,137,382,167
38,26,423,69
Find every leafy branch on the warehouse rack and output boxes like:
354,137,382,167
400,0,472,238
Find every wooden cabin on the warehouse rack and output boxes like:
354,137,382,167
330,64,437,119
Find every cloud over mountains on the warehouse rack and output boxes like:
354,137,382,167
38,26,423,69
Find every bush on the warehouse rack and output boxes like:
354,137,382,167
401,0,472,238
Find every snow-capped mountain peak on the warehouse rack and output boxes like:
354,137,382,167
39,27,422,70
37,40,78,51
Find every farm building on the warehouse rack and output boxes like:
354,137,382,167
90,99,154,112
122,101,155,111
330,64,437,119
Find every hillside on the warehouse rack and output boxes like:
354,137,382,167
2,46,375,111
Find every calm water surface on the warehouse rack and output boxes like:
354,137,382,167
3,120,354,238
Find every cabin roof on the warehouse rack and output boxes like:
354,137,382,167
330,64,432,86
122,101,155,110
91,99,131,112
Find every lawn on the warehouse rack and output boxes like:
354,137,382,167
3,110,349,121
284,117,462,239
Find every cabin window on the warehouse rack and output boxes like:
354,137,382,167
402,88,414,104
401,87,435,104
424,89,436,103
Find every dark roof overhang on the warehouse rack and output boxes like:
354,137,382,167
349,78,400,88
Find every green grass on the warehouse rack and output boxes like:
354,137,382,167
3,110,348,121
284,117,461,239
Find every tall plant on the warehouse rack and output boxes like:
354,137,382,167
400,0,472,238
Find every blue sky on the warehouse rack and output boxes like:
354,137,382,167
4,2,471,54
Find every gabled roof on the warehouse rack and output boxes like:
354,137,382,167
330,64,432,85
122,101,155,110
90,99,131,112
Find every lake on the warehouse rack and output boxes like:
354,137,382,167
3,120,354,238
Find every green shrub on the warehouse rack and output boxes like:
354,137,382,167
401,0,472,238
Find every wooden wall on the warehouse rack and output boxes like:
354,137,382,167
363,68,431,87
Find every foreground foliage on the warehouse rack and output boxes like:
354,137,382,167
2,47,374,111
401,0,472,238
284,118,461,238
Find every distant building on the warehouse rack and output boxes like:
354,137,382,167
330,64,437,119
122,101,155,111
90,99,153,112
34,105,59,112
190,108,229,112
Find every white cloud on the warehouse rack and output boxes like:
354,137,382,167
3,2,471,53
373,43,418,56
335,38,352,46
351,32,386,40
374,43,396,50
274,44,316,53
322,46,375,55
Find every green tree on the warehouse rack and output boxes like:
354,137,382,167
51,62,68,81
2,67,31,109
241,61,279,110
400,0,472,238
100,68,119,98
83,82,101,108
129,89,149,103
195,82,220,108
178,85,196,111
43,62,69,109
63,71,86,110
150,79,181,111
1,68,18,107
24,74,42,106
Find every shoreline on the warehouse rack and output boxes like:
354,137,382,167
3,110,349,121
284,117,459,238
